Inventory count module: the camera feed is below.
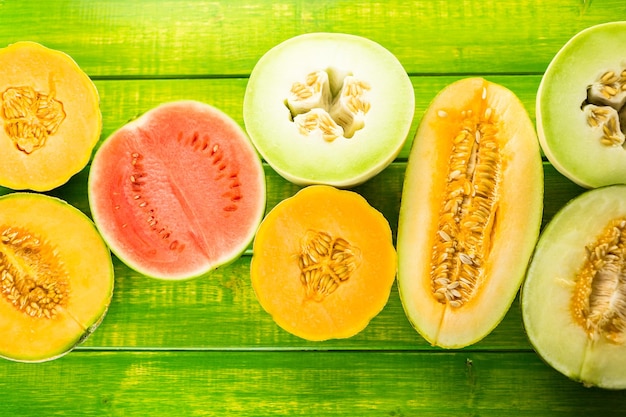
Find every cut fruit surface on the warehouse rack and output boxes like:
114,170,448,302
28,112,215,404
397,77,543,348
537,21,626,188
0,41,101,191
522,185,626,389
88,100,266,280
0,193,114,362
250,185,397,341
244,32,414,187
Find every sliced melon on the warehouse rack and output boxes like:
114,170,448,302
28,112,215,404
243,32,414,187
537,21,626,188
0,41,101,191
522,185,626,389
88,100,266,280
250,185,396,341
397,77,543,348
0,193,114,362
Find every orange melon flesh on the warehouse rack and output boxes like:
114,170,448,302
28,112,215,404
250,185,397,341
397,78,543,348
0,41,101,191
0,193,114,362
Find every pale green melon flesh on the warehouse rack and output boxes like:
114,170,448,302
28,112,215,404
243,32,414,187
522,185,626,389
537,21,626,188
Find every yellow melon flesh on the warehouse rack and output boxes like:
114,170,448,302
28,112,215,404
0,41,101,191
0,193,114,362
397,78,543,348
250,185,396,341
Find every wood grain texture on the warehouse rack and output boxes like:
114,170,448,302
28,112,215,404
0,0,622,77
0,0,622,415
2,351,626,416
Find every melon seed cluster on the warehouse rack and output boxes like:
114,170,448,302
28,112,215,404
1,86,66,154
287,69,371,141
583,69,626,147
0,226,69,319
572,217,626,344
298,230,360,302
431,100,501,308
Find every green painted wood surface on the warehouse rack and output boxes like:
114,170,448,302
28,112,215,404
1,1,625,415
3,351,626,416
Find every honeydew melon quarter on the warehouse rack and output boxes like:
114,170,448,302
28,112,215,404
522,185,626,389
243,32,415,187
537,21,626,188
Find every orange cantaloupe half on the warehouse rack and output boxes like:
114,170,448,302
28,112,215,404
250,185,397,341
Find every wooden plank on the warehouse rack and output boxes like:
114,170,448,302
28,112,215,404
1,351,625,416
41,75,542,159
1,72,545,209
76,255,530,351
0,1,622,77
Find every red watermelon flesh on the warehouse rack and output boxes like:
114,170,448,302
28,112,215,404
88,100,266,280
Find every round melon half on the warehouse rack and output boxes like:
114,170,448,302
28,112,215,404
88,100,266,280
244,32,414,187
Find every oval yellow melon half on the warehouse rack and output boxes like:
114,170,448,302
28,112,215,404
397,77,543,348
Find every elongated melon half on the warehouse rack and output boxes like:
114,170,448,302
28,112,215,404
522,185,626,389
244,33,414,187
397,77,543,348
537,21,626,188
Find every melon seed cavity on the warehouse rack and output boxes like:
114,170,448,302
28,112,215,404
430,91,500,309
0,226,69,319
1,85,66,154
582,69,626,147
571,218,626,344
286,68,371,142
298,230,361,301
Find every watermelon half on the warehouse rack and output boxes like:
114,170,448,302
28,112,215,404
88,100,266,280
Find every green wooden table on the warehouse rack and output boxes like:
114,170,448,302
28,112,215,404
1,1,626,415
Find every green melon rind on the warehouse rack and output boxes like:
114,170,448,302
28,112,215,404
243,32,415,187
537,21,626,188
521,185,626,389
